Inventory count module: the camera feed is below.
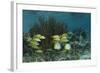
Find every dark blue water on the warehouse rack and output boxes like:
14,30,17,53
23,10,91,34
